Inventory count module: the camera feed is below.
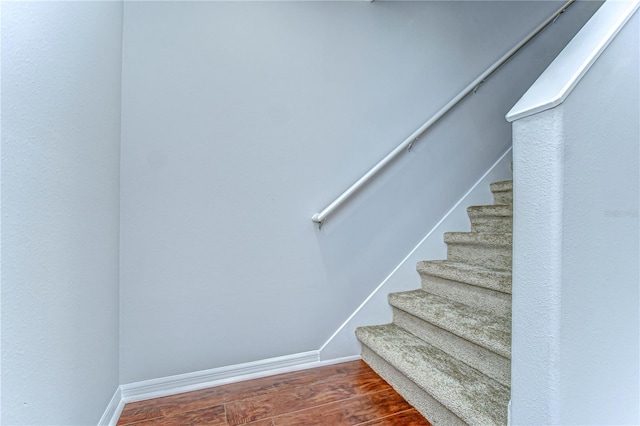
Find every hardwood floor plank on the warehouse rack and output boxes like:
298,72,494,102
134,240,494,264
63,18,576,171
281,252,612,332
225,382,352,425
118,361,370,424
225,370,392,425
271,389,413,426
120,404,227,426
355,409,432,425
117,405,164,425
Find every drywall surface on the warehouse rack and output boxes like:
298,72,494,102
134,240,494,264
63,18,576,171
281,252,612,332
119,1,600,383
1,2,122,424
511,8,639,425
511,109,565,425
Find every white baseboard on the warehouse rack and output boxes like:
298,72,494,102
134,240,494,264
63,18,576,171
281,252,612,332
98,387,124,426
100,351,361,424
121,350,318,403
119,351,361,404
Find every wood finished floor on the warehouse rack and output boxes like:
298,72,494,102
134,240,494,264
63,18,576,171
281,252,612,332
117,360,431,426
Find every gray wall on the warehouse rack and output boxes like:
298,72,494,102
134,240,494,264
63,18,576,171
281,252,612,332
1,2,122,424
560,14,639,420
511,5,639,424
119,0,600,383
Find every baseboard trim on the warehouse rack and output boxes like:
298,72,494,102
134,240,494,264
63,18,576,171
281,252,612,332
98,387,124,426
121,350,319,403
310,354,362,368
119,351,363,404
102,352,361,423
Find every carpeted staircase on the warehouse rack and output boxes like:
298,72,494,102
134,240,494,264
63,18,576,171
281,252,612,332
356,180,513,425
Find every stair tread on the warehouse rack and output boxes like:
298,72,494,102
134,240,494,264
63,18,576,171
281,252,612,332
467,204,512,217
489,180,512,193
417,260,511,294
444,231,512,246
356,324,510,426
389,290,511,358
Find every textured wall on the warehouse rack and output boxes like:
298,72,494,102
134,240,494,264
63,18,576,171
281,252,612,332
119,1,600,383
1,2,122,424
511,4,639,424
557,9,639,424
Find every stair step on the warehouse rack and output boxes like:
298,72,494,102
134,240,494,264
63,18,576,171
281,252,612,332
444,232,512,271
467,205,513,233
356,324,510,426
361,345,467,425
389,290,511,359
417,260,511,316
391,306,510,387
467,204,512,217
489,180,512,193
490,180,513,206
417,260,511,294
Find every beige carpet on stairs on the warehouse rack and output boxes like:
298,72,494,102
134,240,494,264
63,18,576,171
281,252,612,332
356,180,513,425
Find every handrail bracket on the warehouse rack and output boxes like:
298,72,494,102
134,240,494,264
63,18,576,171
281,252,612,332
407,137,419,152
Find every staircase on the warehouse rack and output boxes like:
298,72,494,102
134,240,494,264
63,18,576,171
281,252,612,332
356,180,513,425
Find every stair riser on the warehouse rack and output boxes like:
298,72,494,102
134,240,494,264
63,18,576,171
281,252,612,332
421,274,511,317
470,215,513,233
447,244,512,270
393,309,511,387
492,191,513,206
360,345,466,426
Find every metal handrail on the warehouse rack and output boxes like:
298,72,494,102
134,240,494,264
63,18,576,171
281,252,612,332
312,0,575,227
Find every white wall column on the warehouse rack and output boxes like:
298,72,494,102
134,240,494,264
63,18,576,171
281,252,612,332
508,2,640,423
1,3,123,424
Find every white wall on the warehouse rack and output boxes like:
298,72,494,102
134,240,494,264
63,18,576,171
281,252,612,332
559,14,639,420
510,3,639,424
119,0,601,383
1,2,122,424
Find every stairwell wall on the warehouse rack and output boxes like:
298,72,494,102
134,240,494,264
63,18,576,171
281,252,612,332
510,3,639,424
1,2,123,425
119,1,601,384
558,18,639,419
